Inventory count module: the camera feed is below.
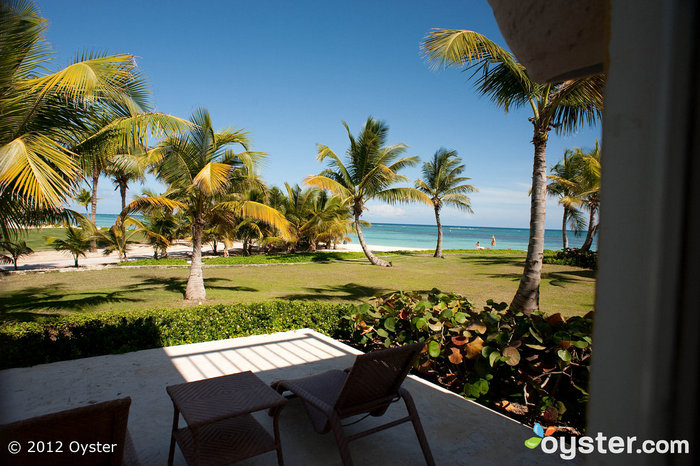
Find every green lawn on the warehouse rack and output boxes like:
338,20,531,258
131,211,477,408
0,253,595,322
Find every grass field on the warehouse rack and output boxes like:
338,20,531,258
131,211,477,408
0,252,595,322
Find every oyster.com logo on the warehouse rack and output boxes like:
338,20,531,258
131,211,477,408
524,423,556,449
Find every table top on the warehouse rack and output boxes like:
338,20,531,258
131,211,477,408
166,371,286,428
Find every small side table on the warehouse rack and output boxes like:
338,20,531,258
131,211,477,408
166,371,286,465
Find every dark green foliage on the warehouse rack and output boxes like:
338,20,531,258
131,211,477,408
0,302,350,369
344,289,593,430
543,248,598,270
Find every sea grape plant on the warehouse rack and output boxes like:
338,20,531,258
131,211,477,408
344,289,593,429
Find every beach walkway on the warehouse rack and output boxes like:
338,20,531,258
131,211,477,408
0,329,570,465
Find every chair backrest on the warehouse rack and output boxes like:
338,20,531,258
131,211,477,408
335,342,424,417
0,397,132,466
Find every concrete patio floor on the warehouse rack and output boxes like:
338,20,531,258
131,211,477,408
0,329,569,465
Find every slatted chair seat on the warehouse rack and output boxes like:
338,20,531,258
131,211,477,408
272,342,435,466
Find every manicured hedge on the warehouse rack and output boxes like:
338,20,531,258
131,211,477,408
0,302,352,370
543,248,598,270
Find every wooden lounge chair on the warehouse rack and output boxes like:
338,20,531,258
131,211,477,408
271,342,435,466
0,397,139,466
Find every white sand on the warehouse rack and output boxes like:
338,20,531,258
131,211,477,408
1,241,422,272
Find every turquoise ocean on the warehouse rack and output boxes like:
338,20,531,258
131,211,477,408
94,214,592,251
349,223,593,251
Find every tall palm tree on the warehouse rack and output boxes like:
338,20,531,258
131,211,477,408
547,151,586,249
576,141,601,252
422,29,604,312
305,117,430,266
150,108,290,301
415,149,477,257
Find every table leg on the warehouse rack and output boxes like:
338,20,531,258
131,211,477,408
168,406,180,466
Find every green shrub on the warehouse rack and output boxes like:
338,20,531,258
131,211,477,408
344,289,593,430
0,302,351,369
543,248,598,270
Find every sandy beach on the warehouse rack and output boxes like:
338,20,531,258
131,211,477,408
0,241,422,273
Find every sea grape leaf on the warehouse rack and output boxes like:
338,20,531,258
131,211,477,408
557,349,571,362
465,336,484,359
428,340,441,358
384,317,396,332
448,347,463,364
502,346,520,366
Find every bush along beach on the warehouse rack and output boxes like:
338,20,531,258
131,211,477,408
342,289,593,432
543,248,598,270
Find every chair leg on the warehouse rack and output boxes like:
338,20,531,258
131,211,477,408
400,389,436,466
329,416,354,466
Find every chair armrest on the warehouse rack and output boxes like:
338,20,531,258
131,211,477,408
276,381,335,417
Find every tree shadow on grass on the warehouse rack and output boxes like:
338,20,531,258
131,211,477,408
279,282,385,301
0,285,142,322
130,276,258,298
462,256,525,267
481,270,595,287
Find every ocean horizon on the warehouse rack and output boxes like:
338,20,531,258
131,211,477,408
92,213,594,251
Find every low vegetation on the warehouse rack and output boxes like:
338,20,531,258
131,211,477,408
0,253,595,321
344,290,592,431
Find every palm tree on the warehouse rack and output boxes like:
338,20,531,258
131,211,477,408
577,141,601,252
0,1,152,237
150,108,290,301
74,188,93,215
415,149,477,257
422,29,604,312
107,151,147,211
0,240,34,270
46,227,92,267
305,117,430,266
547,151,586,249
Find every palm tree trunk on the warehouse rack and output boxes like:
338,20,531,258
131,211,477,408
580,206,597,252
185,215,206,301
90,168,99,251
511,132,548,313
355,213,391,267
73,254,79,267
434,205,443,258
119,181,127,212
562,207,569,249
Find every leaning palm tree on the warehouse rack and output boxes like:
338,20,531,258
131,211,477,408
415,149,477,257
305,117,430,266
422,29,604,312
46,227,92,267
150,108,290,301
576,141,601,252
547,150,586,249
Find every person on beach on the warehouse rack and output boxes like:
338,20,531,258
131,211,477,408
491,235,496,247
476,241,484,250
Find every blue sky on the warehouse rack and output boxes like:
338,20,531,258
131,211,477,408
40,0,601,229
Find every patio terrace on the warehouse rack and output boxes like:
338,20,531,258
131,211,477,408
0,329,569,465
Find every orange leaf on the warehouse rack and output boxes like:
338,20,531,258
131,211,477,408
451,335,468,346
465,336,484,359
448,348,463,364
548,313,566,325
467,322,487,334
